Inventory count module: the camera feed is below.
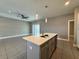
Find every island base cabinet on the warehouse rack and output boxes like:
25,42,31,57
26,35,57,59
48,35,57,58
41,35,57,59
26,41,49,59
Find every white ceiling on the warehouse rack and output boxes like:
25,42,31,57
0,0,79,21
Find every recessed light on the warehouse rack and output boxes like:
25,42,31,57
65,0,70,6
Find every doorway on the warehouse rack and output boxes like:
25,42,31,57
68,20,74,47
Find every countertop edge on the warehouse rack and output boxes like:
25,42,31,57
23,33,57,46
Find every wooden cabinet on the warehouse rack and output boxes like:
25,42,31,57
41,45,49,59
48,35,57,58
41,35,57,59
49,39,53,58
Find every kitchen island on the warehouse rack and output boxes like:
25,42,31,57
23,33,57,59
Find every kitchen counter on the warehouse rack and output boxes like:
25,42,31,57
23,33,57,59
23,33,57,46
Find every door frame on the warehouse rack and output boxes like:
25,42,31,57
68,20,74,41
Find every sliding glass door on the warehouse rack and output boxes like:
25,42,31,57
32,24,40,36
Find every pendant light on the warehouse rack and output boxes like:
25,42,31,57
64,0,70,6
35,14,39,20
45,18,48,23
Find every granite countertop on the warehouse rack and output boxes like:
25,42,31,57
23,33,57,46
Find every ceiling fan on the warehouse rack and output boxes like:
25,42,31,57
17,13,29,19
9,10,29,19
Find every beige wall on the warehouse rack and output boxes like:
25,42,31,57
32,14,74,39
0,17,31,37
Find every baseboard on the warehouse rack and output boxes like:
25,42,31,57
73,44,79,49
0,34,30,40
77,45,79,48
73,44,77,47
57,37,69,41
58,38,79,48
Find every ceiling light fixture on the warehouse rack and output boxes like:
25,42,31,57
45,18,48,23
64,0,70,6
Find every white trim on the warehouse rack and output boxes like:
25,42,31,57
57,37,69,41
0,34,30,40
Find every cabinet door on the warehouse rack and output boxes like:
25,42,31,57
41,45,49,59
54,36,57,49
48,40,53,58
48,35,57,58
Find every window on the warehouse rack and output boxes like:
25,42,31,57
32,24,40,36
